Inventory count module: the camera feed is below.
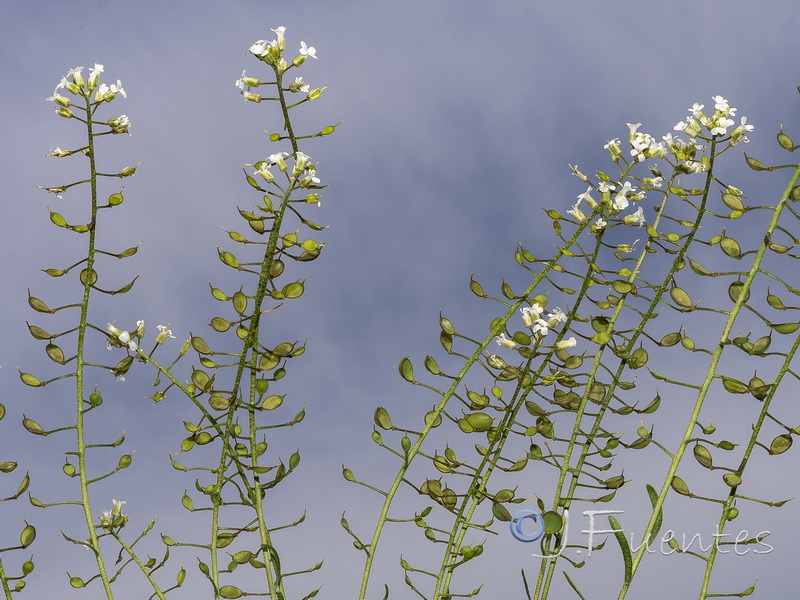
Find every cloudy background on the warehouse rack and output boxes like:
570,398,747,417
2,1,800,598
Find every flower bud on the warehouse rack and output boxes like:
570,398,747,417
268,152,288,171
271,26,286,51
88,64,103,90
69,68,85,88
252,161,274,183
51,94,71,107
487,355,508,369
119,163,140,177
108,115,131,135
155,324,174,345
556,337,577,350
604,139,622,162
684,118,702,138
293,152,310,176
56,107,74,119
569,164,589,182
242,92,262,103
495,333,517,350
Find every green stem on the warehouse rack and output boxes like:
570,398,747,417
358,221,590,600
75,90,114,600
0,557,12,600
696,165,800,599
111,533,166,600
618,164,800,599
436,237,604,600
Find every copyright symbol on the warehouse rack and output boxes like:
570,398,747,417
510,510,545,543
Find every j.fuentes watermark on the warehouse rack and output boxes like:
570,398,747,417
510,509,772,558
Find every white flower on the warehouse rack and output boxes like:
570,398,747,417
136,320,145,337
95,81,124,102
604,138,622,161
271,26,286,50
643,176,663,188
293,152,311,176
556,337,577,350
300,168,321,187
674,117,701,138
118,331,138,352
94,83,110,102
612,181,635,212
249,40,269,56
252,161,274,183
731,116,754,144
268,152,289,172
268,152,289,163
46,79,70,104
567,199,586,222
292,76,310,93
684,160,707,173
547,307,567,325
532,319,549,337
521,304,544,328
111,80,126,98
107,322,137,351
738,116,754,134
623,206,646,227
156,324,175,345
495,333,517,349
594,217,607,230
112,498,126,516
108,115,131,135
570,164,589,182
712,95,736,117
299,41,317,59
67,66,84,85
690,103,705,118
577,187,598,209
710,116,735,136
236,70,249,90
88,63,104,88
597,181,616,194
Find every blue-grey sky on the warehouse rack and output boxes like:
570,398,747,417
2,1,800,598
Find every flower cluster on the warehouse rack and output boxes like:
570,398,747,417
98,498,128,529
236,26,327,102
241,26,321,103
107,321,142,352
250,151,323,205
569,178,647,231
569,96,751,234
628,122,667,163
46,63,130,134
107,321,174,351
495,303,576,351
673,96,753,144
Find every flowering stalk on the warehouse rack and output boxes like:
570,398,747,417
23,64,173,599
348,95,800,600
128,27,334,600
